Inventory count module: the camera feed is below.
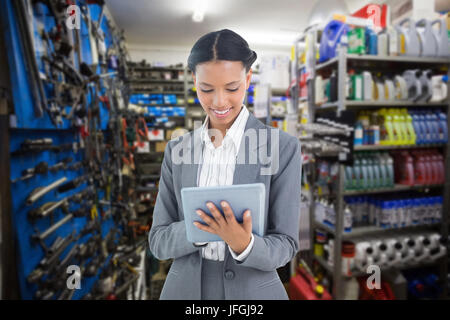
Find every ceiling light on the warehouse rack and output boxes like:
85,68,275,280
192,0,206,23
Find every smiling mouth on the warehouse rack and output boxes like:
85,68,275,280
210,107,232,117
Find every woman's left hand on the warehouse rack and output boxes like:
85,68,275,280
194,201,252,255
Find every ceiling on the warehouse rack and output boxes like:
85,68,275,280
105,0,368,50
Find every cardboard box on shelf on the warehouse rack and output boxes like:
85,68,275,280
155,141,167,152
166,129,174,140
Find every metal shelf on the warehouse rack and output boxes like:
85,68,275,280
315,101,448,111
343,184,444,196
314,220,440,240
298,35,450,299
314,254,441,278
135,103,186,107
315,57,338,71
347,54,450,65
128,79,185,84
354,143,447,151
130,91,185,95
128,66,184,71
315,54,450,71
345,100,448,108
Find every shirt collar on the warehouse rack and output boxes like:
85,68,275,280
201,104,249,149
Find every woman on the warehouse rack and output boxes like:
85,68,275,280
148,29,302,300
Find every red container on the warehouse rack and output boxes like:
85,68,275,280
289,267,332,300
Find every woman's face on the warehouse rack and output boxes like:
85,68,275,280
192,60,252,130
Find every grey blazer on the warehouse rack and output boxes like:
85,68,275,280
148,112,302,300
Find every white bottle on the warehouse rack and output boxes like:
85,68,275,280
354,240,372,272
377,31,388,57
342,277,359,300
387,26,399,56
315,76,324,105
363,71,373,101
344,205,353,232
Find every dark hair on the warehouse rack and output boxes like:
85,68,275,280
187,29,257,74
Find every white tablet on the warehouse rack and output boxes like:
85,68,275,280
181,183,266,242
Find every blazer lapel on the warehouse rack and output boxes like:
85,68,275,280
233,113,267,185
181,127,203,188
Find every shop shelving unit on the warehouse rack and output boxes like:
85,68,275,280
292,32,450,299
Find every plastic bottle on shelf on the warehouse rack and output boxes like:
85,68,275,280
354,240,373,272
390,200,400,229
401,108,416,144
435,196,443,223
360,155,369,190
342,277,359,300
419,112,431,144
429,151,439,184
363,71,374,101
372,154,381,189
380,201,391,228
353,156,362,190
384,153,395,187
411,111,423,144
423,152,433,185
400,151,415,186
387,26,399,56
375,153,386,187
361,114,371,145
397,199,407,228
412,152,425,185
437,111,448,143
390,109,405,144
354,121,364,146
380,109,396,145
350,72,363,101
404,198,414,227
377,30,388,56
366,155,375,189
368,197,376,225
435,152,445,184
365,27,378,55
426,112,440,144
344,205,353,233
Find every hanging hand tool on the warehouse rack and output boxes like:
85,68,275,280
48,157,73,172
28,197,69,221
56,175,89,193
31,213,74,243
26,176,68,205
12,0,47,119
11,161,49,183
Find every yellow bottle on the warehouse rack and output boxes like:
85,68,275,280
379,109,395,145
400,108,416,145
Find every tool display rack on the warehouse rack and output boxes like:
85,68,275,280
291,29,450,299
1,0,143,299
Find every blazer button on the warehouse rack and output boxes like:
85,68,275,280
224,270,235,280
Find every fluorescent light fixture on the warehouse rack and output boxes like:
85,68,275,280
192,0,206,22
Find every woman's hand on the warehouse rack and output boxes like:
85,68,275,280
194,201,252,255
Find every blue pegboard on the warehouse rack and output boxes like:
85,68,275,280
3,0,125,299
